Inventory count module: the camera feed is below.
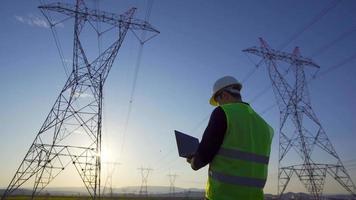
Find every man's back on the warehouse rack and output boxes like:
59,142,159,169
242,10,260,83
187,76,274,200
206,103,274,200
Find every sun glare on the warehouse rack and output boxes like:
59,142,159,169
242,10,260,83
101,147,113,163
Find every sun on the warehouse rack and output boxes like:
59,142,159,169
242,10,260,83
101,147,113,163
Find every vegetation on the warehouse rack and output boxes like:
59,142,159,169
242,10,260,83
5,196,201,200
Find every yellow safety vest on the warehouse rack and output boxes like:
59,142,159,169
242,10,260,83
206,103,274,200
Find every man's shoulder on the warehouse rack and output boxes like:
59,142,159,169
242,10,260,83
219,102,250,110
212,106,225,115
210,106,227,122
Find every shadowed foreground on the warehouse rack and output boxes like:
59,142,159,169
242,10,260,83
4,196,203,200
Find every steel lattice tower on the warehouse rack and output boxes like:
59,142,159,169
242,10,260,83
1,1,159,200
243,38,356,199
138,167,152,197
167,173,178,197
102,162,121,197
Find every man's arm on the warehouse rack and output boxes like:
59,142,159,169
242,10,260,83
189,106,227,170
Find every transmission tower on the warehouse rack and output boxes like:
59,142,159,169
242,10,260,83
167,173,178,197
243,38,356,199
1,1,159,200
102,162,121,198
138,167,153,197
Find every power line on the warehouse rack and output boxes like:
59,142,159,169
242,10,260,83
152,0,347,175
155,157,180,172
148,0,353,176
144,0,154,22
241,53,263,84
118,0,155,160
38,0,70,78
242,0,341,98
260,103,277,116
313,52,356,79
250,85,272,103
238,0,344,118
190,115,210,135
184,57,266,136
94,0,103,63
310,24,356,57
151,0,343,171
278,0,342,50
152,111,211,171
247,1,343,105
152,61,283,171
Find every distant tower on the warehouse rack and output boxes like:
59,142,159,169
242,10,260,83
244,38,356,200
102,162,121,197
167,173,178,197
138,167,153,197
1,1,159,200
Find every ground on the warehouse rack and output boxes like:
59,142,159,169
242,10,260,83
4,196,202,200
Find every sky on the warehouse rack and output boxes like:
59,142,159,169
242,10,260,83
0,0,356,195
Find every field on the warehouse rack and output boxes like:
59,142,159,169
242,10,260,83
4,196,202,200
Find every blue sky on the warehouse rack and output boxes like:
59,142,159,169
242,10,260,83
0,0,356,195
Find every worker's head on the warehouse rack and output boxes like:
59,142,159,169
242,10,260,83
209,76,242,106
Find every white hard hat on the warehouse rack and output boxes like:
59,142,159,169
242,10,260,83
209,76,242,106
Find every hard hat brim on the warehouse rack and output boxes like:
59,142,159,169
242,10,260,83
209,83,242,106
209,96,218,106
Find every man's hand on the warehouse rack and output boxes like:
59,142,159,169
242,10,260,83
186,153,200,171
186,154,194,164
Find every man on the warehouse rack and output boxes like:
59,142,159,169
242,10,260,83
187,76,274,200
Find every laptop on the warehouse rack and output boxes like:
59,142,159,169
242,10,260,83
174,130,199,158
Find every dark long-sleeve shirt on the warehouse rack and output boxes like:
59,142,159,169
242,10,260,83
191,106,227,170
191,102,249,170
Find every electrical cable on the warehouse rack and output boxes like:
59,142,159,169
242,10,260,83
38,0,70,78
310,25,356,58
165,0,344,155
153,0,346,171
312,52,356,80
278,0,342,50
241,0,342,109
118,0,154,161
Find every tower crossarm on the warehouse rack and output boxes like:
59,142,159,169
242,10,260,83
243,46,320,68
38,2,160,34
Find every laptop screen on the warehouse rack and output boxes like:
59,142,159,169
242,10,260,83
175,130,199,158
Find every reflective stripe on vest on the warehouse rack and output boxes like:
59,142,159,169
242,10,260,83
218,147,269,164
209,170,267,188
